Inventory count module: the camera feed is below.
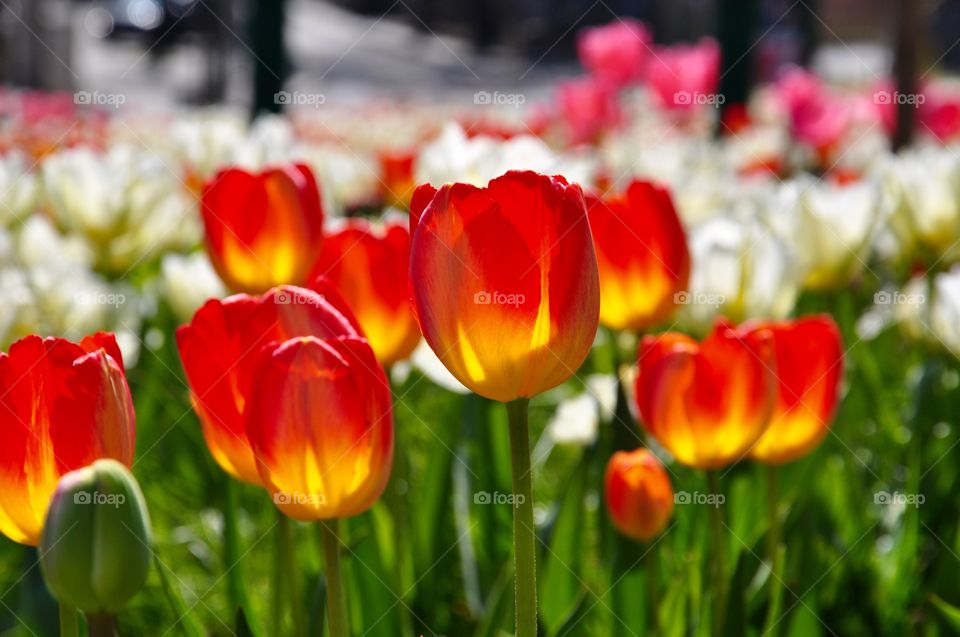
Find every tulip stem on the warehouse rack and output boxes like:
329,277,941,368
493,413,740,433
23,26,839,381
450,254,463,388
706,471,726,636
506,398,537,637
320,519,349,637
276,512,306,637
763,465,785,637
59,603,78,637
84,613,117,637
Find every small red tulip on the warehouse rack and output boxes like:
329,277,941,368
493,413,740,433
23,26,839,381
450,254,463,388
636,320,775,469
310,219,421,366
605,448,674,541
586,180,690,331
378,149,417,209
0,333,135,545
176,284,361,486
200,163,325,293
747,315,844,464
409,171,600,402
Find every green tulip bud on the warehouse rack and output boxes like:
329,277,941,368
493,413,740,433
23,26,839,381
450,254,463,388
39,459,152,615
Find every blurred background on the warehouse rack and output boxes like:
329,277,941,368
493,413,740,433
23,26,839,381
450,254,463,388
2,0,958,113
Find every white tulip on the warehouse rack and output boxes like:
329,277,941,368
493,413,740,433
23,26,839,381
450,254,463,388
161,252,227,323
0,152,39,226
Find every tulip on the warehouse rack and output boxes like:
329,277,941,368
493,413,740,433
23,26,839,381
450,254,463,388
246,333,393,520
556,77,622,145
605,448,673,541
646,38,721,112
0,332,135,546
586,180,690,331
635,319,775,470
39,459,151,632
176,284,361,486
577,18,651,88
200,163,325,293
410,170,600,637
409,170,600,403
775,68,851,155
378,148,417,208
747,316,844,465
310,219,421,366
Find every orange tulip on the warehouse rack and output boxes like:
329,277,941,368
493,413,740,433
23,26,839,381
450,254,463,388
176,283,361,486
605,448,674,541
586,180,690,331
0,333,135,545
409,170,600,402
378,149,417,209
247,333,394,520
636,320,775,469
200,163,325,293
747,315,843,464
310,219,421,366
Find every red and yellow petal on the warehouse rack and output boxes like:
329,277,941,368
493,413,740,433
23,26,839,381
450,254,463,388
247,336,393,520
410,171,600,402
605,448,674,541
310,220,421,366
201,164,325,293
588,180,690,331
748,315,843,464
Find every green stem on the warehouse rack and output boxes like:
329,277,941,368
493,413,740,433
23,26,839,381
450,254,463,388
646,547,660,634
506,398,537,637
763,466,785,637
85,613,117,637
223,478,244,613
320,519,349,637
277,513,306,637
59,603,78,637
706,471,726,636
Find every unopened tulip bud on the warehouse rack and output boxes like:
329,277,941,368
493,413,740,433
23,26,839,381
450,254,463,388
39,459,152,615
605,449,674,541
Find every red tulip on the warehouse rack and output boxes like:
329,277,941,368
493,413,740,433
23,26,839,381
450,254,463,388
378,149,417,208
248,333,393,519
409,171,600,402
0,333,135,545
577,18,651,88
200,163,325,293
636,320,775,469
176,284,361,486
586,180,690,331
310,219,421,366
605,448,674,541
747,315,843,464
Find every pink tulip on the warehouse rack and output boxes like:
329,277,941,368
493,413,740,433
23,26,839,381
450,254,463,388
577,18,651,88
646,38,721,111
556,76,622,145
776,67,850,151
